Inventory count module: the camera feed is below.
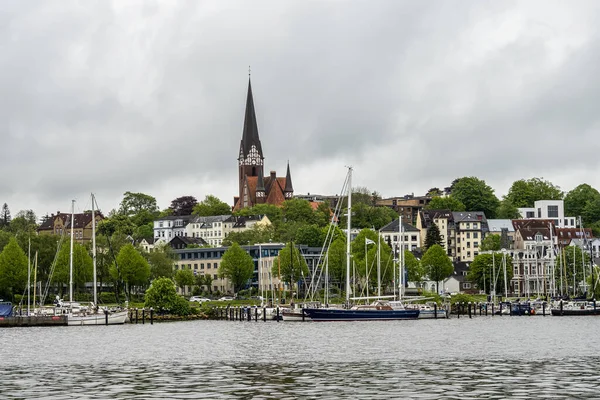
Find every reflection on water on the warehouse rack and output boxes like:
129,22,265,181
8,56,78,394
2,318,600,399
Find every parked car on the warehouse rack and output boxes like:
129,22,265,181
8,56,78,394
218,296,234,301
189,296,211,303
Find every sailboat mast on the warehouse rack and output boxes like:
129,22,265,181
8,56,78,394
92,193,98,306
27,237,31,316
399,216,403,300
377,230,381,298
69,199,75,303
33,252,38,309
345,167,352,304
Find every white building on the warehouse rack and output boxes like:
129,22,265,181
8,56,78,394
379,219,421,252
153,215,193,241
518,200,576,228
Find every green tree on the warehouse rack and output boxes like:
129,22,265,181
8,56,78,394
421,244,453,294
295,224,325,247
326,237,347,290
9,210,37,234
113,244,151,296
193,195,231,217
451,177,500,218
404,250,424,283
144,277,178,312
174,268,195,293
564,184,600,223
425,196,466,211
480,235,501,251
0,237,28,300
118,191,159,217
314,202,332,227
218,243,254,293
53,241,93,297
282,198,316,224
98,215,136,237
15,233,61,287
0,203,10,230
504,178,563,208
496,199,521,219
424,223,444,250
222,224,275,246
235,204,282,226
146,245,175,279
468,253,513,295
0,231,13,256
272,243,310,291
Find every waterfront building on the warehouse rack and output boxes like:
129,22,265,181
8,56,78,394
379,219,420,252
416,209,453,255
233,79,293,210
450,211,489,262
38,210,103,243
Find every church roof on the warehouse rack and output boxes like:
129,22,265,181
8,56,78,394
285,161,293,193
239,79,263,158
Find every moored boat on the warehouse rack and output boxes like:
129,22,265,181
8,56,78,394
303,300,419,321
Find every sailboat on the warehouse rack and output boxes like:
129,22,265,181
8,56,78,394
303,168,420,321
54,196,128,326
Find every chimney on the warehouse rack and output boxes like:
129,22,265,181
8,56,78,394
57,211,60,215
270,171,276,180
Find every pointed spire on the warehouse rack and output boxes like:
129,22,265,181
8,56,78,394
239,78,263,159
284,160,293,195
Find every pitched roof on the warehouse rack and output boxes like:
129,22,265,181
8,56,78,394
380,219,419,233
38,211,103,231
452,211,487,224
239,78,263,158
169,236,207,246
487,219,515,233
419,209,453,229
512,219,555,231
516,227,551,241
284,161,293,193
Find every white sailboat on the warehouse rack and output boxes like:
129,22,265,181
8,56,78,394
57,196,128,326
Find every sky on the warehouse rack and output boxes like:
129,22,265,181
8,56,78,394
1,1,600,218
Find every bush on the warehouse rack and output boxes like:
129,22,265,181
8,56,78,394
170,295,191,316
450,293,476,304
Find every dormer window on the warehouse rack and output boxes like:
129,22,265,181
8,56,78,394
535,233,543,242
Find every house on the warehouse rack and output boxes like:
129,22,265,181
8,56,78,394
169,236,207,250
138,237,155,253
186,215,231,246
153,215,193,241
486,219,515,249
379,219,421,252
518,200,577,228
451,211,489,262
416,209,453,255
38,211,103,243
377,194,432,226
555,227,593,249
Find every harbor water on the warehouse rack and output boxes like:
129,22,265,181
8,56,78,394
1,316,600,399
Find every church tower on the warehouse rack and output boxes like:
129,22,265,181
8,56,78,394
234,77,293,210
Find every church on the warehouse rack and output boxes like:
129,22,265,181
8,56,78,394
233,79,293,211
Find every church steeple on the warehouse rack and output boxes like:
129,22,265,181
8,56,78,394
239,78,264,165
284,161,293,199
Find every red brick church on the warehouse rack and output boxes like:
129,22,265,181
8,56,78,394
233,79,293,211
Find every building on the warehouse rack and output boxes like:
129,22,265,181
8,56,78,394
555,227,593,249
379,219,421,252
153,215,193,241
486,219,516,249
451,211,489,262
169,236,207,250
518,200,576,228
377,194,431,225
233,79,293,210
38,211,103,243
138,237,155,253
416,209,453,255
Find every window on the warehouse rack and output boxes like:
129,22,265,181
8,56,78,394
214,263,218,269
411,235,417,241
213,274,218,279
538,208,542,218
159,222,163,228
548,205,559,218
474,242,479,248
473,232,478,238
535,233,543,242
466,223,470,229
201,263,204,270
473,223,478,229
467,251,471,258
463,283,471,289
466,232,470,239
194,264,198,270
526,211,535,218
467,242,471,248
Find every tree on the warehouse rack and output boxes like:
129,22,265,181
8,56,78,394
116,244,151,292
98,215,136,237
170,196,198,216
295,224,325,247
496,199,521,219
468,253,513,295
314,202,332,227
425,196,466,211
174,268,195,293
421,244,453,294
0,237,28,300
236,204,282,227
218,243,254,293
223,224,275,246
404,250,424,283
144,277,178,312
427,188,443,197
118,192,159,217
480,235,501,251
193,195,231,216
564,184,600,222
326,237,347,290
53,242,93,297
504,178,563,208
450,177,500,218
272,243,310,291
0,203,11,230
9,210,37,234
424,223,444,250
282,198,316,224
146,245,176,280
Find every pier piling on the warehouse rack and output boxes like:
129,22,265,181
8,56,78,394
150,308,154,325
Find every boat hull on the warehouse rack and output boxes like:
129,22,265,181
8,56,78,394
303,308,419,321
0,315,68,327
551,308,600,316
68,310,129,326
417,309,447,319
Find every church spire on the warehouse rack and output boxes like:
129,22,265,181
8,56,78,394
284,160,293,198
239,78,264,160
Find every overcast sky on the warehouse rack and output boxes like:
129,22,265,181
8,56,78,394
2,1,599,218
